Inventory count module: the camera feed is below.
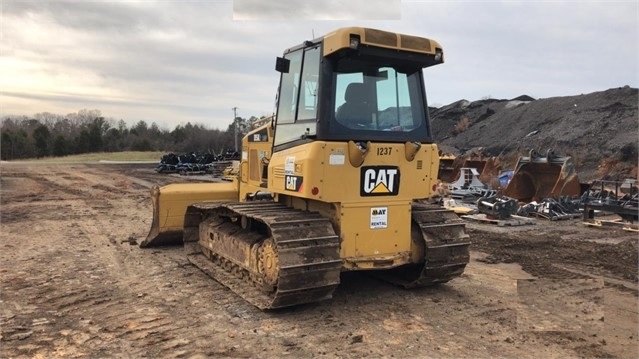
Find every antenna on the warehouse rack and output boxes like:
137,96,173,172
312,29,315,38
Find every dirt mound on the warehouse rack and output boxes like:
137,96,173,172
430,86,638,181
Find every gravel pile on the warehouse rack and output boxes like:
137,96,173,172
429,86,638,181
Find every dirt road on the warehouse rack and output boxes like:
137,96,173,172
1,163,637,358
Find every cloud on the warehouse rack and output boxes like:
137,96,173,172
234,0,400,20
1,1,636,130
401,1,638,101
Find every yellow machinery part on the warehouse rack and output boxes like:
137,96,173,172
140,182,238,247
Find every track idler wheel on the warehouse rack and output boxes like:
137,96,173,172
258,238,279,289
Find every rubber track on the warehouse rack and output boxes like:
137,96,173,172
381,203,471,287
183,202,342,309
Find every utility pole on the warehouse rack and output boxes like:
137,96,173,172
232,107,238,153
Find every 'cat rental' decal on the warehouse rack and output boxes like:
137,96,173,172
360,166,400,196
285,175,303,192
370,207,388,229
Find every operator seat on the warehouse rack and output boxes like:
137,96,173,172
336,83,372,127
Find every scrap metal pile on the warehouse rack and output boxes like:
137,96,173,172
517,197,582,220
438,149,598,221
447,167,497,201
156,149,240,175
581,179,638,223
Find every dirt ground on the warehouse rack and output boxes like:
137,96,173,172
1,163,637,358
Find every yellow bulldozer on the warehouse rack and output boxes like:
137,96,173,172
141,27,470,309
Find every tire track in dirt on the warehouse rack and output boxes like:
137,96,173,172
1,164,247,357
63,182,242,357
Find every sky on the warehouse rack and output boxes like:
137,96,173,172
1,0,637,131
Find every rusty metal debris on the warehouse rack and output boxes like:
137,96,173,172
438,151,502,188
447,167,496,201
438,152,458,183
517,197,582,220
581,179,638,223
436,149,608,222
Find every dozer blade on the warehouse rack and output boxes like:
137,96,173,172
140,182,238,247
502,149,581,202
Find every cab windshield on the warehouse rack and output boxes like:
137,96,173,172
332,60,428,135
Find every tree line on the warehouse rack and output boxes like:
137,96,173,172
0,109,260,160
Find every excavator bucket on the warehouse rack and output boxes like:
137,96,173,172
462,156,487,177
477,157,502,189
439,153,500,188
502,150,581,202
438,153,458,182
140,182,238,247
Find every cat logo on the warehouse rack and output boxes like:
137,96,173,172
360,166,400,196
285,175,303,192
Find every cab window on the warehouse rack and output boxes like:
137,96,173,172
274,46,320,147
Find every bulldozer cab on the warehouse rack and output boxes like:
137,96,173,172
273,27,443,152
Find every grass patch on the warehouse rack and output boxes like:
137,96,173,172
4,151,164,163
